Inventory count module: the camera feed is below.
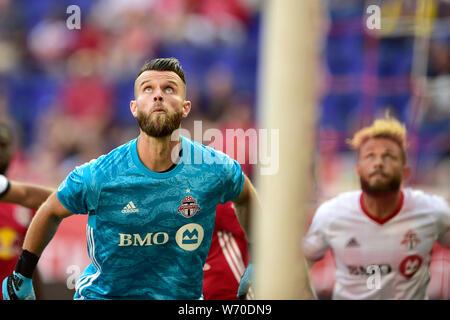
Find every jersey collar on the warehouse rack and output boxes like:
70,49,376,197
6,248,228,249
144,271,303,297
131,136,185,179
359,190,404,225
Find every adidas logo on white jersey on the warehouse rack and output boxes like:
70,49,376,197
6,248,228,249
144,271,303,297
346,237,360,248
121,201,139,213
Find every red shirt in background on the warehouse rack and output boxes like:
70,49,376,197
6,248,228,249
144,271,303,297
203,202,252,300
0,203,35,299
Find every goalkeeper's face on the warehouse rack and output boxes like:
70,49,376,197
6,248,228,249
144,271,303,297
131,70,191,138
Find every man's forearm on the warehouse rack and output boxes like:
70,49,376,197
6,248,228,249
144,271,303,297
22,193,69,256
12,182,54,210
0,176,54,210
233,201,252,239
233,175,261,241
22,206,62,257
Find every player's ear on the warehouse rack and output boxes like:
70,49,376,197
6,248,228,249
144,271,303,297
355,164,361,176
402,165,411,180
182,100,191,118
130,100,137,118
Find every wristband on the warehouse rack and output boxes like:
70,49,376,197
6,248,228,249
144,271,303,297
0,174,10,198
15,250,40,278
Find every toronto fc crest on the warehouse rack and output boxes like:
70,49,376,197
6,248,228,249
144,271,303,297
401,230,421,250
177,195,201,218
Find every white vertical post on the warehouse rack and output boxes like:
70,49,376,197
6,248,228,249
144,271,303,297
253,0,321,299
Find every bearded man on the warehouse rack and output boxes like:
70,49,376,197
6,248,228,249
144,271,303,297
302,115,450,300
2,58,258,300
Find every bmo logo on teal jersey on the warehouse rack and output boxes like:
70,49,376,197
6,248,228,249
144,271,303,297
117,223,204,251
118,232,169,246
175,223,204,251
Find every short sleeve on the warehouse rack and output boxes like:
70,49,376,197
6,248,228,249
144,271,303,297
302,205,331,262
57,162,94,215
217,156,245,204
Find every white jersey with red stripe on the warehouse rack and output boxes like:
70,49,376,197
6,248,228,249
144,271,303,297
303,188,450,300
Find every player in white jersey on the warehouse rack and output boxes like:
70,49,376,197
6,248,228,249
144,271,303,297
303,115,450,300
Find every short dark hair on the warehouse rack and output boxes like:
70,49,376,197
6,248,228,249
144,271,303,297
0,122,13,174
136,57,186,84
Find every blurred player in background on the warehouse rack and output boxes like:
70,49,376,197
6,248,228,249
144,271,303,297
202,119,254,300
303,115,450,299
0,122,53,299
2,58,258,300
202,202,252,300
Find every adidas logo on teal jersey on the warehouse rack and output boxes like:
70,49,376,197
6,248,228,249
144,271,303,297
121,201,139,213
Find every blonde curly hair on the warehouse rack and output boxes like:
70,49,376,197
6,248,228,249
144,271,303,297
348,114,407,163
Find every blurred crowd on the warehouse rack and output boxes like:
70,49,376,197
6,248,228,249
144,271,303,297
315,0,450,202
0,0,260,188
0,0,449,197
0,0,449,297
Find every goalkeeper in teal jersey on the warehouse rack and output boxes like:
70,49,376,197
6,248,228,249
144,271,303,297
2,58,258,300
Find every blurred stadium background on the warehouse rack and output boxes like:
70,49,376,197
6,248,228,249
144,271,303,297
0,0,449,299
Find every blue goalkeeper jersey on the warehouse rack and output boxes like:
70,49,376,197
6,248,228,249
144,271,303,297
57,136,245,300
